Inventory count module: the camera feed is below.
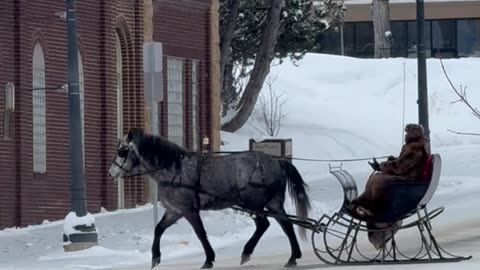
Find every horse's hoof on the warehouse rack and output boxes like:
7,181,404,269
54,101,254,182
200,262,214,269
284,259,297,268
151,257,161,269
240,254,251,265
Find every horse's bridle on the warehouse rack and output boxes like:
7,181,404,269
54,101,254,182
112,140,190,179
111,141,153,178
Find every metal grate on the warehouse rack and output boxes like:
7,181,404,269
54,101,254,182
167,58,184,147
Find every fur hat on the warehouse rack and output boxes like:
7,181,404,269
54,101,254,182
404,123,426,143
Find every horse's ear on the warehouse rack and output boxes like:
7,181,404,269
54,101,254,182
127,128,145,141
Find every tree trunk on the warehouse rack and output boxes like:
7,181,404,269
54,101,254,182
221,61,235,116
219,0,241,93
371,0,391,58
221,0,283,132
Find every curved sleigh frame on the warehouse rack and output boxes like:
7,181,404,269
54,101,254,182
311,154,473,265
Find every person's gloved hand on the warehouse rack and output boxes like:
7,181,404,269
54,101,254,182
387,155,395,161
368,158,380,171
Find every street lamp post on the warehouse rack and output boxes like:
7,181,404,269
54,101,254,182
416,0,430,142
63,0,98,251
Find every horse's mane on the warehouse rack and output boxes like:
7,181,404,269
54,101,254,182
130,129,187,170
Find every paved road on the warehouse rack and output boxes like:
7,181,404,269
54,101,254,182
120,216,479,270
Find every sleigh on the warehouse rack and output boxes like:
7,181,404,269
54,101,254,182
310,153,473,265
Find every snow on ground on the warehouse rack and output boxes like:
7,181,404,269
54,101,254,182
1,53,480,270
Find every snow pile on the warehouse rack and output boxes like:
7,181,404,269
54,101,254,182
63,212,98,238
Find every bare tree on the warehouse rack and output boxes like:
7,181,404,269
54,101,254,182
251,74,287,137
440,58,480,136
371,0,392,58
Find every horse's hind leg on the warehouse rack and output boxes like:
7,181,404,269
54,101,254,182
267,200,302,267
240,215,270,265
151,210,182,269
183,209,215,269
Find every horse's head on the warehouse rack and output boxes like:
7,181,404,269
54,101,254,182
108,128,145,179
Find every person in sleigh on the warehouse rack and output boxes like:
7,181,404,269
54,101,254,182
349,123,431,249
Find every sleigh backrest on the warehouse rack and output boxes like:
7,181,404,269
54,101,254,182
418,154,441,208
330,169,358,206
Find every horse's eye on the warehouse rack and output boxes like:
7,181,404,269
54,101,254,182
118,146,129,158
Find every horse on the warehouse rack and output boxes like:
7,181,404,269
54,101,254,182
108,128,312,269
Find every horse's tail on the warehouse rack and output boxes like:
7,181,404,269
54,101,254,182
279,160,312,241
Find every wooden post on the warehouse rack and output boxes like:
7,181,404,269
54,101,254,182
144,0,153,135
209,0,221,151
143,1,157,227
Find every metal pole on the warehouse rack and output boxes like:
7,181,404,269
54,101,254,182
416,0,430,142
149,44,159,227
66,0,86,217
62,0,98,251
340,24,345,56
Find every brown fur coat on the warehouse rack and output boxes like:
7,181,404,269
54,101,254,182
350,124,430,250
352,124,430,215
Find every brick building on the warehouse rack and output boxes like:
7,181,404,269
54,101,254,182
0,0,220,229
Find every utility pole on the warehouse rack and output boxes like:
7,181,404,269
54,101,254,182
416,0,430,142
63,0,98,251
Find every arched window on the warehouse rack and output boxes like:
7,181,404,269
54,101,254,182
116,35,123,139
32,43,46,173
78,50,85,169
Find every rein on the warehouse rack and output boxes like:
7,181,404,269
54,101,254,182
210,151,390,163
114,148,391,178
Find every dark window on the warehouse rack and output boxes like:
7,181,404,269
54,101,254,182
317,28,342,55
432,20,457,57
457,19,480,57
407,21,432,57
341,22,374,58
355,22,374,57
343,23,355,56
391,21,408,57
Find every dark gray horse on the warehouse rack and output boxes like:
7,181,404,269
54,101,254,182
108,128,312,269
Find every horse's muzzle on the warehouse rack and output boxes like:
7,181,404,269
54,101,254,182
108,164,121,179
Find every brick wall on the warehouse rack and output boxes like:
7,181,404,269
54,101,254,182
0,0,215,229
153,0,213,151
0,0,145,229
0,0,18,228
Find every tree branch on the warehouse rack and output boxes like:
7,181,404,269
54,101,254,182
253,73,286,137
447,129,480,136
440,58,480,120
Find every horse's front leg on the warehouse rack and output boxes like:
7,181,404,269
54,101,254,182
151,210,182,269
183,209,216,269
241,216,270,265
